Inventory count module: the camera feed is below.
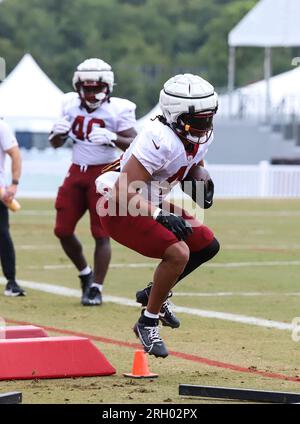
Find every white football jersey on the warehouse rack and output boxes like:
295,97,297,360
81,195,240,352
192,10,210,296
61,93,136,165
120,119,213,205
0,119,18,187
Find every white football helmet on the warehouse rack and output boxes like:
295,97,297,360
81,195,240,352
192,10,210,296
159,73,218,144
72,58,114,109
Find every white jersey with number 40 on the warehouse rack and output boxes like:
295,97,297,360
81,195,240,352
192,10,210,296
62,92,136,166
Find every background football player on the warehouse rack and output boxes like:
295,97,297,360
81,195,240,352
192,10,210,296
0,119,25,297
49,58,137,306
97,73,220,357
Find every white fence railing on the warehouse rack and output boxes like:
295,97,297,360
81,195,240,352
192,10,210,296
4,149,300,198
208,161,300,198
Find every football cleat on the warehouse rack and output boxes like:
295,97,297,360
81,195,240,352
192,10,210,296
79,271,102,306
81,285,102,306
79,271,94,291
158,298,180,329
133,315,168,358
136,283,180,328
4,280,26,297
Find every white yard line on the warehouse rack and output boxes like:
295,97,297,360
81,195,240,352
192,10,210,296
175,292,300,297
174,306,292,330
0,278,293,331
205,261,300,268
26,264,74,269
16,244,123,250
222,244,300,250
210,211,300,217
16,243,300,252
17,210,55,216
26,263,156,270
24,260,300,270
17,245,59,250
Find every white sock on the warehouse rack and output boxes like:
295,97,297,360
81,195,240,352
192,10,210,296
91,283,103,292
144,310,159,319
79,266,92,276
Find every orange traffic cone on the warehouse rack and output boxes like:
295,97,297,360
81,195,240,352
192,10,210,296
123,350,158,378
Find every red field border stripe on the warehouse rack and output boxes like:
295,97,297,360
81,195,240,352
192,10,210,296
169,351,300,382
5,318,300,383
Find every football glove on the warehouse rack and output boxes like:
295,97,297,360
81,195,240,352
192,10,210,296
88,127,117,147
203,178,214,209
153,208,193,241
51,117,71,136
197,167,214,209
181,167,214,209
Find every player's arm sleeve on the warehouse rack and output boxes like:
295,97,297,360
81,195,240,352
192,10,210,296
131,128,169,175
0,121,18,151
116,100,137,133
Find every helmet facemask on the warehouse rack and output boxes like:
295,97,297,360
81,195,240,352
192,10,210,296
77,80,110,109
173,111,215,145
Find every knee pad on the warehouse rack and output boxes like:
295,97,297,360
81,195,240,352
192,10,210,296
205,237,220,261
192,237,220,266
177,237,220,283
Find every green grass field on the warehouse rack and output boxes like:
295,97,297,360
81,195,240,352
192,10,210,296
0,198,300,404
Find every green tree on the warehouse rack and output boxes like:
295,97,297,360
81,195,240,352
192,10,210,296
0,0,297,116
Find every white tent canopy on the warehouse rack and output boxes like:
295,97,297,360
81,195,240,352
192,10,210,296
0,54,63,132
219,65,300,117
229,0,300,47
227,0,300,118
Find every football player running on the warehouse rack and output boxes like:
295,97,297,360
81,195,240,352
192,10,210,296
49,58,137,306
97,74,220,357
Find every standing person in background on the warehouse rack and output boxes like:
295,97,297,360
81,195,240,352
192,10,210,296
0,119,25,296
49,58,137,306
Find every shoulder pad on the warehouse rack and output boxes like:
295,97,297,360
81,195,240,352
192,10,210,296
109,97,136,113
62,92,80,110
